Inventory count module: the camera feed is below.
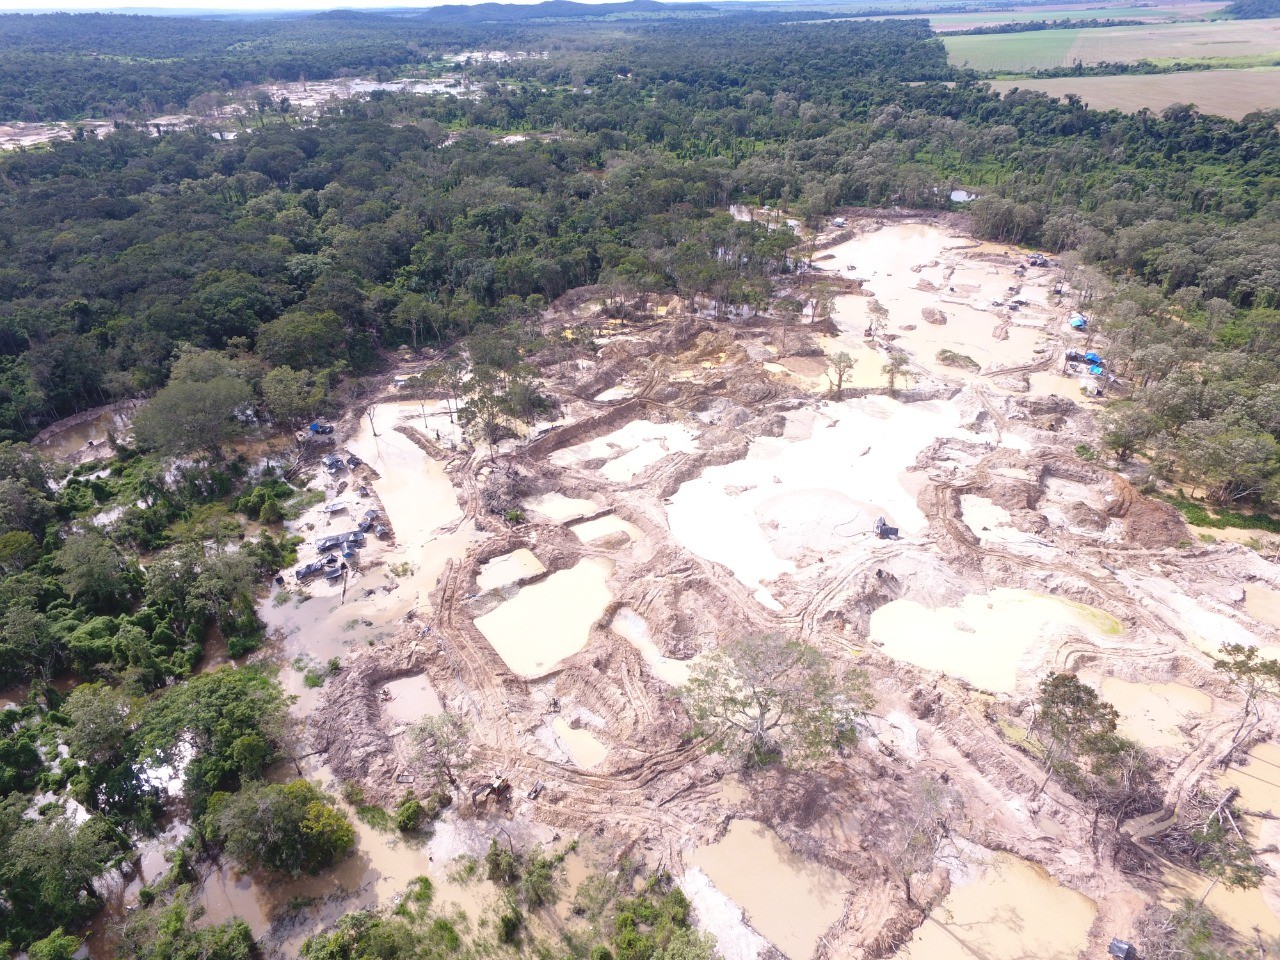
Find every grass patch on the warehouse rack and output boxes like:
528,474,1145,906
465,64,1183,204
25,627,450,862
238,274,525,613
448,855,481,884
1147,52,1280,69
1159,493,1280,533
357,804,393,831
1063,599,1125,636
944,29,1082,70
284,488,325,519
998,719,1050,760
936,348,980,371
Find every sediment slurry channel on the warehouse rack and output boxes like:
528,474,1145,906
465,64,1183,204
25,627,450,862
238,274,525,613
236,214,1280,959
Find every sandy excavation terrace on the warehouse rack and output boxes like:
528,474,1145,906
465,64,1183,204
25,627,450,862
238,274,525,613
807,220,1083,400
666,395,966,608
219,215,1280,960
550,419,699,483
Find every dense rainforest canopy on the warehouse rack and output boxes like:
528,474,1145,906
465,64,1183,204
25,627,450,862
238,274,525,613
4,6,1280,955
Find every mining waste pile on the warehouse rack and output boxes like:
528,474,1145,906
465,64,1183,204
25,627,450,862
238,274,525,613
200,216,1280,959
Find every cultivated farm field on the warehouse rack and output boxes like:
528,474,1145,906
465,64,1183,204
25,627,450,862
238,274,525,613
868,0,1226,32
945,17,1280,69
944,30,1083,70
921,1,1218,31
988,66,1280,117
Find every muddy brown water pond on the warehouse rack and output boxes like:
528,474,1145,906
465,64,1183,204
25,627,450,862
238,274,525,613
1079,674,1212,752
897,852,1095,960
381,674,444,727
551,717,608,768
1246,585,1280,630
610,607,694,686
569,512,643,546
524,492,600,522
473,557,614,678
869,589,1121,693
34,406,134,462
690,819,851,960
476,548,546,592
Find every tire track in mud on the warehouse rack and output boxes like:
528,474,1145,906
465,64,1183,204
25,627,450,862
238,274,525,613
915,441,1265,818
416,512,736,855
920,449,1173,637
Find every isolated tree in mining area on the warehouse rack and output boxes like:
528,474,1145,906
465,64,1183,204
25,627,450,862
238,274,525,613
829,351,857,399
1029,673,1161,840
412,713,473,787
878,773,964,908
1192,814,1265,903
882,353,909,397
1031,672,1120,790
1214,642,1280,757
681,632,872,768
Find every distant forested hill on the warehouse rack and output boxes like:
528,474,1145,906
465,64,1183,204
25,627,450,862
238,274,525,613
1224,0,1280,17
0,5,801,123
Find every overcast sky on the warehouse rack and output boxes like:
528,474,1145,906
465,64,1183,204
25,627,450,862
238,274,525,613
6,0,584,10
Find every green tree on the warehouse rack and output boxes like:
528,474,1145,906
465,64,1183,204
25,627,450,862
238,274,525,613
485,837,521,884
119,894,256,960
26,928,81,960
56,532,135,610
0,799,124,948
1028,672,1159,833
882,353,909,397
133,376,254,458
876,773,963,907
168,346,263,388
458,369,508,455
1192,816,1265,902
136,667,287,812
0,602,59,681
1214,642,1280,755
1179,418,1280,506
206,779,355,876
394,794,425,832
0,531,39,573
0,444,54,541
255,310,346,370
681,632,872,768
62,682,137,765
1101,402,1159,462
519,846,561,909
652,929,719,960
411,713,472,787
829,351,856,399
261,366,326,427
